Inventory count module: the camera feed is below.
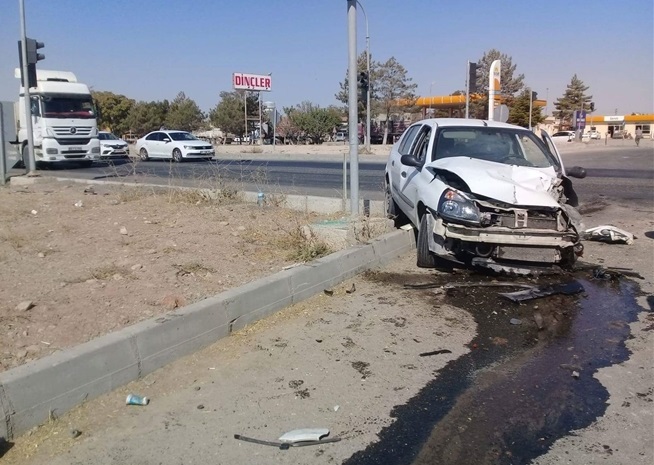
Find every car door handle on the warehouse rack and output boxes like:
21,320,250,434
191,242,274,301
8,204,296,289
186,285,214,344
401,171,407,178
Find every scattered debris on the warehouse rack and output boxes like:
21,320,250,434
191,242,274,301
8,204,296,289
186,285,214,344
533,311,544,330
590,266,644,280
70,429,82,439
315,338,323,343
119,226,128,235
405,281,533,291
15,301,35,312
323,289,334,296
346,283,356,294
582,225,634,245
510,318,522,325
194,386,201,391
31,209,38,215
234,428,341,449
197,404,205,410
499,281,585,303
333,405,340,412
83,186,96,195
125,394,149,406
572,371,580,379
74,200,83,208
419,349,452,357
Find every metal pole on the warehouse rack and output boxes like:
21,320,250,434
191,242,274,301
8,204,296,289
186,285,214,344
19,0,36,175
258,91,262,145
465,62,470,119
347,0,359,216
356,1,370,153
0,102,6,185
243,92,247,145
272,106,276,151
528,87,533,131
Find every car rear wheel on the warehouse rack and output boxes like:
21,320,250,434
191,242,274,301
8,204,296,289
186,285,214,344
139,148,149,161
417,213,437,268
172,149,183,163
384,180,409,228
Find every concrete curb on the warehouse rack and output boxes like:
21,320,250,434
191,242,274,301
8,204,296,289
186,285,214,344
0,228,415,440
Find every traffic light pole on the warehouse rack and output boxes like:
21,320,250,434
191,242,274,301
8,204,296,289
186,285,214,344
465,61,470,119
19,0,36,174
347,0,359,216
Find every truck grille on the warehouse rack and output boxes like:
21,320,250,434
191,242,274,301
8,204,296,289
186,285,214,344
57,138,92,146
51,126,93,137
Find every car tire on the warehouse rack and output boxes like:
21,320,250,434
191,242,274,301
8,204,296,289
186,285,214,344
139,148,149,161
417,213,437,268
384,180,408,228
172,149,183,163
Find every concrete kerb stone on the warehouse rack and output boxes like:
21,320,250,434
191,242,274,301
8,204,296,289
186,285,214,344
0,226,416,440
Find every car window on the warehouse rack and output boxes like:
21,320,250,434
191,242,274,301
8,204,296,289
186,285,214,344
398,124,421,155
409,125,431,163
169,132,196,141
145,133,160,141
434,126,557,168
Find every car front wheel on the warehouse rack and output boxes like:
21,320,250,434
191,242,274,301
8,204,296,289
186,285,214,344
417,213,437,268
172,149,183,163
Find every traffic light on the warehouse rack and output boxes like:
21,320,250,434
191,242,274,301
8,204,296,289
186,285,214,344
358,71,369,101
589,102,595,112
531,91,538,101
17,37,45,88
468,62,478,94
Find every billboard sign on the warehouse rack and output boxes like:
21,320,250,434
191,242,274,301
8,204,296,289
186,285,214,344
488,60,501,121
233,73,272,92
574,110,587,129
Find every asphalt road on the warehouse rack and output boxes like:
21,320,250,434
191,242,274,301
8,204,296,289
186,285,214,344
11,146,654,203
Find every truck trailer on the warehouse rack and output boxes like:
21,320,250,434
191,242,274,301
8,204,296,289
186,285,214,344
13,68,100,166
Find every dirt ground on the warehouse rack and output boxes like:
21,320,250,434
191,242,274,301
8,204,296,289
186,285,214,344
0,178,353,372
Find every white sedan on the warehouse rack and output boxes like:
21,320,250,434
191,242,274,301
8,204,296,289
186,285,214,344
550,130,576,143
98,131,129,159
135,130,215,162
384,118,587,274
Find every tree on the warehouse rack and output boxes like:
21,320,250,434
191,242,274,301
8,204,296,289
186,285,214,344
553,75,592,129
125,100,169,136
286,101,342,144
208,91,259,142
374,57,418,144
164,92,206,132
507,89,545,128
92,91,134,135
469,49,525,119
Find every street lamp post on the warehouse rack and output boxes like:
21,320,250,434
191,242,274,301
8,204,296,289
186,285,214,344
356,0,370,153
528,87,533,131
428,81,436,117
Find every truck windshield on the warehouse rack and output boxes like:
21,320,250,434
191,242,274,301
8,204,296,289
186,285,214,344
42,94,95,119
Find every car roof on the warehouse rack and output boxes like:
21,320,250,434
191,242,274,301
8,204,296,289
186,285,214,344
413,118,525,130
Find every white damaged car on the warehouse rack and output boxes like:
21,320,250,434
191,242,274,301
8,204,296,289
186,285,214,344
384,118,587,274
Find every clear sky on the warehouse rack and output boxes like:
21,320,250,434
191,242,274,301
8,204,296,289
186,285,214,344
1,0,652,117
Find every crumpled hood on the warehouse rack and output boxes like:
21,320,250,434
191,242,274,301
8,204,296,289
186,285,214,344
427,157,561,208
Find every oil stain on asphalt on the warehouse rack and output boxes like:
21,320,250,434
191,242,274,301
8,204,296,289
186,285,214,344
343,270,648,465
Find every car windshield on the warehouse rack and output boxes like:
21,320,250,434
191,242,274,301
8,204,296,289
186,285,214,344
168,132,197,141
42,94,95,119
99,133,119,140
433,127,557,168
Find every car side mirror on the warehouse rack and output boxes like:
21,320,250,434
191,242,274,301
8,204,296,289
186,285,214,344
567,166,587,179
163,138,170,143
400,154,422,168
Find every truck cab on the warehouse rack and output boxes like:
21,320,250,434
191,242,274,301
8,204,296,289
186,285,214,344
14,69,100,166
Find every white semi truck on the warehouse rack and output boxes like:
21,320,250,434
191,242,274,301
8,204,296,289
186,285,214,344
13,68,100,166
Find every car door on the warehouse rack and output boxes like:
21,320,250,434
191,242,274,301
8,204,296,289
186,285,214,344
144,132,163,158
399,124,433,224
389,124,422,214
391,124,432,220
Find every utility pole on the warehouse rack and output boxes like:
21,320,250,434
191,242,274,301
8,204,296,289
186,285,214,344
347,0,359,215
19,0,36,175
528,88,533,131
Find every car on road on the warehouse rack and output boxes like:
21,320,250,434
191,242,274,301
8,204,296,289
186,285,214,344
587,128,602,140
550,130,576,143
98,131,130,159
135,130,215,162
334,131,347,142
384,118,587,274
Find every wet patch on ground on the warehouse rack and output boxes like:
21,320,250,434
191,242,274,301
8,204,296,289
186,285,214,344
344,269,648,465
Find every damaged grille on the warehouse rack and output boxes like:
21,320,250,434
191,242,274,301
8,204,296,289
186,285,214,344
488,210,560,230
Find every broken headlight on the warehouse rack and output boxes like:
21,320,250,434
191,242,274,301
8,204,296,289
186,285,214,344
438,189,480,225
